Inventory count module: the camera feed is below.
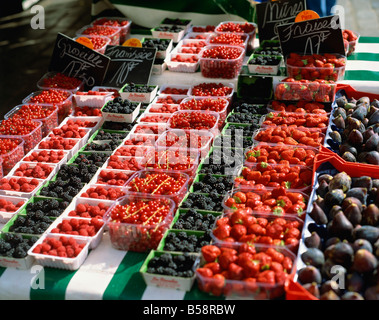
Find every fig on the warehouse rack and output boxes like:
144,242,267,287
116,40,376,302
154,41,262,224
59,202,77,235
317,174,333,185
342,152,356,162
327,206,343,221
301,248,325,268
320,290,341,300
364,285,379,300
329,131,342,144
327,211,353,240
333,107,347,120
326,241,354,267
363,127,375,141
352,176,373,191
328,172,352,192
302,282,320,298
315,195,326,211
320,280,340,295
344,203,362,226
363,133,379,152
304,232,321,249
324,189,346,208
352,239,373,253
332,114,345,130
321,258,346,280
297,265,322,285
371,99,379,109
346,272,365,292
309,202,328,225
341,292,364,300
336,96,348,108
368,109,379,126
357,96,370,106
346,187,367,204
316,180,329,198
341,197,363,212
324,237,341,248
353,225,379,244
344,102,356,111
352,105,368,121
339,143,357,157
365,150,379,165
361,204,379,226
352,249,378,273
347,129,364,147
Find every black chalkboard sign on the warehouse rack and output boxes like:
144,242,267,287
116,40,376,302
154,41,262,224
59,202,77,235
48,33,111,89
102,45,157,87
277,15,346,56
256,0,306,42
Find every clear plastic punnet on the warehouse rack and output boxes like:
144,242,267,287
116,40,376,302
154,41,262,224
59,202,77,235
105,194,176,252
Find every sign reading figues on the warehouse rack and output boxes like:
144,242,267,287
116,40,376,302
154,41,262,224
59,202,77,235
256,0,306,42
277,15,345,56
103,45,157,87
49,33,111,89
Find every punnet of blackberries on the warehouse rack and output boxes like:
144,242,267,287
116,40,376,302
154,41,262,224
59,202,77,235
102,97,139,114
0,233,38,259
146,252,197,277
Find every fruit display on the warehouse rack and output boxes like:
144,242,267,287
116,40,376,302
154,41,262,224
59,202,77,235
274,78,337,102
253,126,324,148
223,187,308,217
196,243,295,298
199,45,245,79
0,118,42,153
327,94,379,164
298,164,379,300
286,53,346,81
107,196,175,252
211,210,302,252
4,11,379,301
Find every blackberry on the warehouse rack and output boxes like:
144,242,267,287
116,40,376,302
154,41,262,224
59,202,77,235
13,247,27,259
0,240,12,254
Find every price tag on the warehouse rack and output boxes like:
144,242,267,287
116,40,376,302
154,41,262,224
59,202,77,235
76,36,94,50
122,38,142,47
295,10,320,22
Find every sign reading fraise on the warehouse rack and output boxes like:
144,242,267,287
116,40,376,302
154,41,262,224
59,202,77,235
49,33,111,89
103,45,157,87
256,0,307,41
277,14,346,56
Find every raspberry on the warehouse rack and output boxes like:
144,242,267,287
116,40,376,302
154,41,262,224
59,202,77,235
76,203,87,213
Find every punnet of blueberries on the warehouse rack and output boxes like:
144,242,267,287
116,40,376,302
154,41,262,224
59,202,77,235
146,252,196,277
102,97,139,114
0,233,38,259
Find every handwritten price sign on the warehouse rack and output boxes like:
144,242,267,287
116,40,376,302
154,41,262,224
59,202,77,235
277,15,345,56
256,0,306,41
103,45,157,87
49,33,111,89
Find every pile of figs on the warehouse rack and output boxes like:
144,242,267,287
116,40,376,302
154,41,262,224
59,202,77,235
297,171,379,300
330,95,379,164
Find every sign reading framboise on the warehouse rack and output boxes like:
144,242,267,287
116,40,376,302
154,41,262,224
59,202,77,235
103,45,157,87
277,15,346,56
49,33,111,89
256,0,306,41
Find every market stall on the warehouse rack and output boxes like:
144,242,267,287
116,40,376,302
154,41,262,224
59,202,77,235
0,1,379,302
